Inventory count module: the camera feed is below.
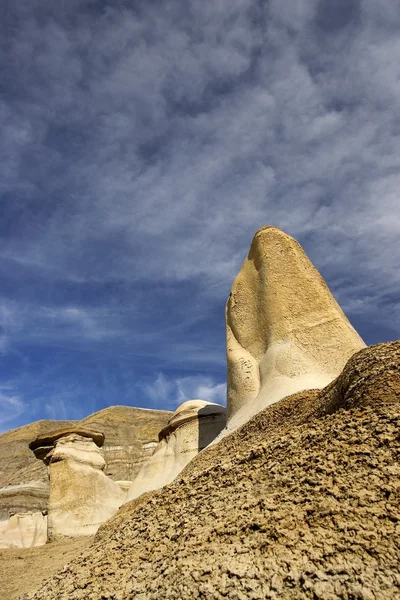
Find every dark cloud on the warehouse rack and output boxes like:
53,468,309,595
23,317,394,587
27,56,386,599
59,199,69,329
316,0,361,33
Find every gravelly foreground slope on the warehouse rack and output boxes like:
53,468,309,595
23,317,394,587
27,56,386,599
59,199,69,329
23,341,400,599
0,537,92,600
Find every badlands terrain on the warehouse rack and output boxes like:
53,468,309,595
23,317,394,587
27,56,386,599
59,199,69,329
0,227,399,599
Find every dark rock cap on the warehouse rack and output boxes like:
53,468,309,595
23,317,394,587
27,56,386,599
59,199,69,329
29,428,105,461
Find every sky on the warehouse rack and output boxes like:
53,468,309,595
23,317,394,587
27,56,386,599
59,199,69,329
0,0,399,432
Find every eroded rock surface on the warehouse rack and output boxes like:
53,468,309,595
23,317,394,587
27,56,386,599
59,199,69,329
224,226,366,435
23,341,400,600
126,400,226,501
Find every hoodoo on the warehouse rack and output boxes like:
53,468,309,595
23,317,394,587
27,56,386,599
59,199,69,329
33,429,126,539
126,400,226,501
223,226,366,435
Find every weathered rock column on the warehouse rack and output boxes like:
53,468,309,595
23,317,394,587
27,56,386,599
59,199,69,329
30,429,126,539
224,226,366,435
126,400,226,501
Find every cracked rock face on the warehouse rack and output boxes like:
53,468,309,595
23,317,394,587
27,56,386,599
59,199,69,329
126,400,226,502
223,226,366,436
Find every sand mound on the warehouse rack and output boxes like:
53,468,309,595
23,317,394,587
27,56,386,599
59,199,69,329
23,341,400,600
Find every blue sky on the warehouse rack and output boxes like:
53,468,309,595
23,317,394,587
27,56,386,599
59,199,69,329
1,0,399,432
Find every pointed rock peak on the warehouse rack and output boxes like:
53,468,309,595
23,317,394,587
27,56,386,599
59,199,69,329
224,225,365,435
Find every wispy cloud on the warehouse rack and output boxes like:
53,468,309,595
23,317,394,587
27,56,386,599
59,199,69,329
0,1,399,427
0,389,25,430
142,373,226,411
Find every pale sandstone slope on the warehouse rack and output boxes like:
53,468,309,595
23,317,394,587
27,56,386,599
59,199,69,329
224,226,366,435
23,341,400,600
0,511,47,549
126,400,226,501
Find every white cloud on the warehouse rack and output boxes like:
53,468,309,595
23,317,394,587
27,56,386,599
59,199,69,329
0,390,25,428
142,374,226,410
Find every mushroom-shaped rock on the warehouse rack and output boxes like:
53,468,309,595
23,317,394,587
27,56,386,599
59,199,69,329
126,400,226,502
29,428,104,462
32,432,125,539
222,226,366,436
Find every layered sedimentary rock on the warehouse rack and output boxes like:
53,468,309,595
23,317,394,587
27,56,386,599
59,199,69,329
80,406,172,481
0,482,49,548
40,432,126,539
23,341,400,600
0,420,72,516
126,400,226,501
224,226,366,434
0,406,171,547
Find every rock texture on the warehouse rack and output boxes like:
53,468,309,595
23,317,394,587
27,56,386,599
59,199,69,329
0,511,47,549
224,226,366,435
23,341,400,600
0,406,171,545
126,400,226,501
43,433,126,539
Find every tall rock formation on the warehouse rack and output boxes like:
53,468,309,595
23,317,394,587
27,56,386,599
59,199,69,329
224,226,365,435
126,400,226,501
32,430,126,539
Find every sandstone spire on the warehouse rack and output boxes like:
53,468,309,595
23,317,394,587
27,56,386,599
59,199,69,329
126,400,226,502
224,226,365,434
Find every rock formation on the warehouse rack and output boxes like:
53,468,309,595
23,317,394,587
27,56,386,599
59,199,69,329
80,406,172,481
126,400,226,501
0,406,171,547
0,511,47,549
223,226,366,435
21,341,400,600
33,430,126,539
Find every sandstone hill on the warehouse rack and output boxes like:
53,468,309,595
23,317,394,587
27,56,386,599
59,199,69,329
21,340,400,599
